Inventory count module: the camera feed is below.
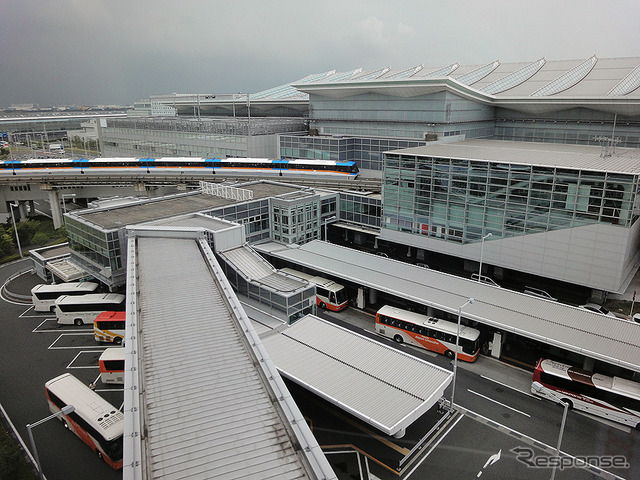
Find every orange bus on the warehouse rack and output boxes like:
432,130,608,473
375,305,481,362
45,373,123,469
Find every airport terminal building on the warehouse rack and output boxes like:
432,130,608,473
89,56,640,298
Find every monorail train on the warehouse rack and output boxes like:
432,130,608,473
1,157,359,179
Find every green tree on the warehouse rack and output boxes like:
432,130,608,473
0,233,14,257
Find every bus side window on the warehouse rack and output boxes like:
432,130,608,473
47,390,66,409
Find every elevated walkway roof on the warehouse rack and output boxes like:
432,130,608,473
254,240,640,373
123,230,335,480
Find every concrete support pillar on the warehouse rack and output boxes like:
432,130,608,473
582,357,595,371
357,287,366,309
28,200,35,217
368,288,377,305
393,427,406,439
48,190,64,229
18,201,28,219
490,331,503,359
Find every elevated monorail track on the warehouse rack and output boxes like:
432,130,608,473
0,172,382,193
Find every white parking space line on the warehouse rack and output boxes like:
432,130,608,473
67,350,105,369
468,389,531,417
18,306,44,317
404,413,464,479
48,333,102,349
480,375,541,400
31,319,51,332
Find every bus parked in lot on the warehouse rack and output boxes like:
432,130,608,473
280,267,349,311
45,373,124,469
94,311,125,344
31,282,99,312
532,358,640,428
55,293,125,325
375,305,481,362
99,348,125,385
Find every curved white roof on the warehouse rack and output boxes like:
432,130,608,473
292,56,640,115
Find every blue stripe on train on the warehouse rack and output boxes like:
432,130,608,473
139,158,156,168
204,158,221,168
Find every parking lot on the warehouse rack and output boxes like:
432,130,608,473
0,260,121,480
2,259,638,480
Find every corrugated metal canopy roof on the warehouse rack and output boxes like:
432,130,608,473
389,139,640,175
261,315,452,436
254,241,640,373
124,232,335,480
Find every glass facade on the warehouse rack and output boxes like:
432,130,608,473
280,135,427,171
100,117,306,158
382,152,638,244
207,200,271,244
494,108,640,148
66,216,124,284
339,193,381,228
218,260,316,324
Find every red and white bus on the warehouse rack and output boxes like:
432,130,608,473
280,267,349,311
375,305,481,362
99,348,125,385
532,358,640,428
94,311,125,344
44,373,124,469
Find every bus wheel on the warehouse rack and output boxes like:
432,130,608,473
560,399,573,410
393,335,403,344
319,302,326,309
74,318,84,326
114,337,122,345
50,306,56,313
445,350,455,359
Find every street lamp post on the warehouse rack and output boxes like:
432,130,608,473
550,399,570,480
61,193,76,214
27,405,75,480
478,232,492,282
323,215,337,241
9,202,23,258
450,298,474,410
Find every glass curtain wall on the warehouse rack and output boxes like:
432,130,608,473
383,153,638,244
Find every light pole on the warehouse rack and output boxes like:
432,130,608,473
61,193,76,214
27,405,75,480
323,215,337,241
450,297,474,410
9,202,23,258
550,399,570,480
478,232,492,282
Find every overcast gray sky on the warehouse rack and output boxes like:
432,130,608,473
1,0,639,107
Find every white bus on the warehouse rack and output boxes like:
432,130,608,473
55,293,125,325
98,348,125,385
94,311,125,344
280,267,349,311
31,282,99,312
45,373,124,469
375,305,481,362
532,358,640,428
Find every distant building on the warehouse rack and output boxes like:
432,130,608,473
127,98,177,117
95,56,640,298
